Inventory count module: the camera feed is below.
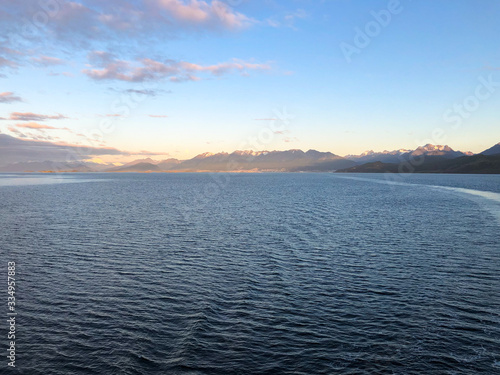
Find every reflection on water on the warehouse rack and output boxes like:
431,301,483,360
333,174,500,225
432,186,500,225
0,173,106,187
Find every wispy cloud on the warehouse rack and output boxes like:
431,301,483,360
7,126,28,138
125,88,167,96
6,126,60,141
83,52,271,82
15,122,72,131
7,112,68,121
149,115,168,118
267,9,308,29
108,88,171,97
133,150,169,156
0,92,22,104
0,57,18,68
31,56,65,66
15,122,58,130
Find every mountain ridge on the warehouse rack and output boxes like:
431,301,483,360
345,144,473,164
0,134,499,173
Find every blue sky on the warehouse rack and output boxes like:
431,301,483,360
1,0,499,161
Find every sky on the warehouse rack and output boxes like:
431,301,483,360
1,0,499,162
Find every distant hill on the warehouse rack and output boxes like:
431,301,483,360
109,162,161,172
345,144,472,164
481,142,500,156
338,154,500,174
344,149,412,164
157,158,182,170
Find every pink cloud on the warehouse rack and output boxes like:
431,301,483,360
0,92,22,103
31,56,65,66
7,126,27,138
0,57,18,68
0,1,257,79
83,52,271,82
3,0,253,43
8,112,68,121
16,122,59,130
150,0,253,30
14,122,73,132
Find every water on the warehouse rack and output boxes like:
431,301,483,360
1,173,499,374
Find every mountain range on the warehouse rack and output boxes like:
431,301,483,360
106,149,357,172
344,144,473,164
0,134,499,173
338,143,500,174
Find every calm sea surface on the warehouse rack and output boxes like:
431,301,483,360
1,173,499,374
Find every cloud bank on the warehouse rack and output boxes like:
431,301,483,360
0,133,166,166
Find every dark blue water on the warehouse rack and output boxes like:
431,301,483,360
1,173,499,374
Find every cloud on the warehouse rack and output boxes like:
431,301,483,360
0,133,169,166
108,87,171,97
31,56,65,66
266,8,308,29
0,92,22,103
124,88,167,96
0,2,260,79
15,122,58,130
284,9,308,23
48,71,74,77
0,57,18,68
83,52,271,82
7,112,68,121
0,133,125,165
148,0,253,30
133,150,169,156
149,115,168,118
254,118,278,121
1,0,253,45
7,126,28,138
0,47,23,74
15,122,72,131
